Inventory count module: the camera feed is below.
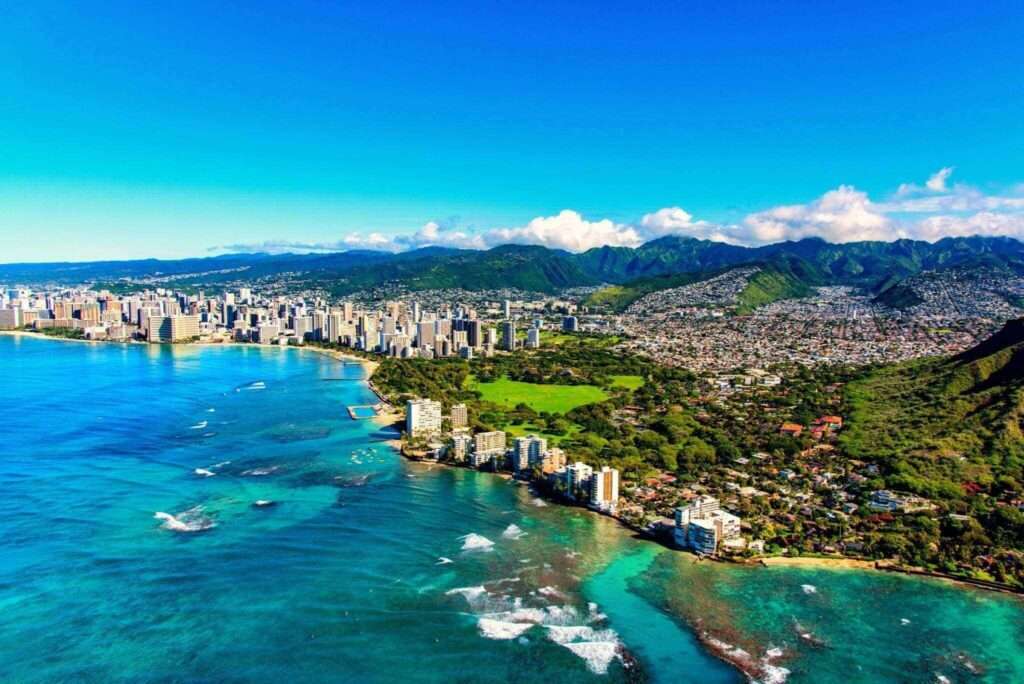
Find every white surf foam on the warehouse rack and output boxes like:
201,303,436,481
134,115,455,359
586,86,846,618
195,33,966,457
193,468,215,477
478,618,534,640
241,466,280,477
436,557,454,565
563,641,620,675
459,533,495,551
154,505,215,532
189,421,208,430
801,584,817,594
502,523,527,540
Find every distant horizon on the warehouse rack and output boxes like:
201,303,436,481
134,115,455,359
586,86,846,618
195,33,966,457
5,230,1024,267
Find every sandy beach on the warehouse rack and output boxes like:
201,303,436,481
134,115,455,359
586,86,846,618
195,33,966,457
759,556,878,570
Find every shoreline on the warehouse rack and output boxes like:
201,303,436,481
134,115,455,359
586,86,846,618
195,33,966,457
394,445,1024,598
10,329,1020,597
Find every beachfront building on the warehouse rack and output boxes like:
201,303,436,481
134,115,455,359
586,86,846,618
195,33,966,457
513,435,547,475
450,403,469,430
450,433,473,463
406,398,443,439
564,462,594,500
673,495,741,555
589,466,620,513
147,314,201,343
471,430,507,468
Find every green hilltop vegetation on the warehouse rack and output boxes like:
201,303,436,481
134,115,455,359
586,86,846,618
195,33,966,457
8,235,1024,298
585,257,819,313
842,318,1024,500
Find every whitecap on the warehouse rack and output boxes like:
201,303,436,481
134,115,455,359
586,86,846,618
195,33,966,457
436,557,454,565
478,618,534,640
901,618,911,625
242,466,279,477
561,641,620,675
446,585,487,602
193,468,216,477
253,500,274,507
502,523,527,540
206,407,216,413
154,506,215,533
801,584,817,594
459,533,495,551
189,421,208,430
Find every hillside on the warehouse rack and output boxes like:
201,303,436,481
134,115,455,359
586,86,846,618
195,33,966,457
5,235,1024,295
841,319,1024,500
585,257,819,313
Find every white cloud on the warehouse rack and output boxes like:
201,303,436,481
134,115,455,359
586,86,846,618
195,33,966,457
393,220,486,250
212,169,1024,255
926,166,954,192
741,185,898,244
638,207,745,244
912,212,1024,241
481,210,643,252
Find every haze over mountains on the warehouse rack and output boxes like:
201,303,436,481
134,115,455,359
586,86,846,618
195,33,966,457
5,235,1024,300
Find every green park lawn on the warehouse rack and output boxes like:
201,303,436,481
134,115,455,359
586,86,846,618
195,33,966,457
468,375,608,414
609,374,645,390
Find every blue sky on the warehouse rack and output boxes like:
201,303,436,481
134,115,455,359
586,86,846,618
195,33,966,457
2,1,1023,261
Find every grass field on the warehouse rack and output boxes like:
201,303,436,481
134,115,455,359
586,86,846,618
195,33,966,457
543,332,621,348
610,374,645,390
469,375,608,414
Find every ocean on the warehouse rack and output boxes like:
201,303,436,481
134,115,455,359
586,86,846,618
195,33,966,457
1,334,1021,683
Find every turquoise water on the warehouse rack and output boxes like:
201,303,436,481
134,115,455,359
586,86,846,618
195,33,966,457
2,335,1023,683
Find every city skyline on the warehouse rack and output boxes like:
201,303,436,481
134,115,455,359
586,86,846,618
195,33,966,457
3,1,1024,261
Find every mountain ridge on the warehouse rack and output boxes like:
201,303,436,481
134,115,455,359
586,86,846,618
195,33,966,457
4,235,1024,297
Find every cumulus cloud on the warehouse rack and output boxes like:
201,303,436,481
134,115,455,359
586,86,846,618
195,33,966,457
638,207,745,244
913,212,1024,241
481,210,643,252
740,185,897,244
926,166,954,192
212,168,1024,254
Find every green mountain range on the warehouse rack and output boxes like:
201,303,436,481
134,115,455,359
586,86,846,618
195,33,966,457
5,235,1024,301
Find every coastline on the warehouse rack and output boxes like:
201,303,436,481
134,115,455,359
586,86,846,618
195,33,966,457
0,329,135,345
10,329,1020,597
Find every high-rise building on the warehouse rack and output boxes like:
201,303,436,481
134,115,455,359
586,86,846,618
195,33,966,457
589,466,620,513
450,403,469,430
513,435,547,474
501,321,516,351
406,398,443,439
416,320,435,349
503,299,512,319
467,319,483,348
471,430,506,468
562,315,579,332
147,314,201,343
526,327,541,349
565,462,594,498
450,433,473,463
672,496,741,555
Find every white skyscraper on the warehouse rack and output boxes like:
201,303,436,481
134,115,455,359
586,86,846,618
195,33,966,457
406,398,443,439
589,466,620,513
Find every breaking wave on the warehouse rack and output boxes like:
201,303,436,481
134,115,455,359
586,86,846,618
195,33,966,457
502,524,527,540
154,506,216,533
459,533,495,551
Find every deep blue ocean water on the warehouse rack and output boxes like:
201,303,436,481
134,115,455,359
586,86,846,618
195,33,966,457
2,335,1022,683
